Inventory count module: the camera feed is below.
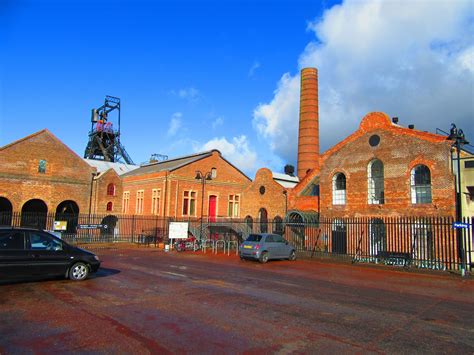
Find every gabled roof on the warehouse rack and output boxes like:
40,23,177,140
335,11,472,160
121,150,251,181
0,129,93,171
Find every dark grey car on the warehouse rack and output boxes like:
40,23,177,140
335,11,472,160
239,233,296,263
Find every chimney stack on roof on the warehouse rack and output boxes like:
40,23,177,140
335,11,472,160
297,68,320,179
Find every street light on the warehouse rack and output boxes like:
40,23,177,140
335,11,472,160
448,124,469,223
447,123,469,273
195,170,213,241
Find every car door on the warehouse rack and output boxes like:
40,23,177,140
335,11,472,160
264,235,278,259
0,230,31,280
273,234,289,258
26,231,70,277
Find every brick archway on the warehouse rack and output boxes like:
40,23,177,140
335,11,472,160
0,197,13,226
21,199,48,229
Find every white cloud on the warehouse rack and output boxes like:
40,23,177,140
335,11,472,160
248,61,261,77
174,87,200,102
253,0,474,165
167,112,182,136
200,135,258,174
212,116,224,129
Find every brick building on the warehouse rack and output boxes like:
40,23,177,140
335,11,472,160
0,130,95,226
0,129,139,229
289,68,472,220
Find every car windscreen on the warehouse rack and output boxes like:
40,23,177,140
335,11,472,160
245,234,263,242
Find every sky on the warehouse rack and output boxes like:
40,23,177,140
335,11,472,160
1,0,473,178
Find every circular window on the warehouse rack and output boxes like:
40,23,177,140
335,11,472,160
259,186,266,195
369,134,380,147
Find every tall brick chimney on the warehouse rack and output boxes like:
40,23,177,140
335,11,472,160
297,67,319,179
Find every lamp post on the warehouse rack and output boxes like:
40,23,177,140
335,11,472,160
195,170,212,241
448,124,469,223
447,124,469,273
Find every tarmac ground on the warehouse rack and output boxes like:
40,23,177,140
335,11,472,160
0,248,473,353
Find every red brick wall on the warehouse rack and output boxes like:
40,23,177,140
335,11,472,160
0,130,96,214
92,169,123,215
241,168,287,220
122,151,252,218
316,113,456,218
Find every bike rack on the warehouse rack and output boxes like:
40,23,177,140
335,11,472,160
215,240,225,254
227,240,238,256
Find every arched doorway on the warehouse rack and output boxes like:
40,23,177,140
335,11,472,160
272,216,284,235
369,218,386,256
258,208,268,233
21,199,48,229
100,215,118,240
331,220,347,254
55,200,80,233
0,197,13,226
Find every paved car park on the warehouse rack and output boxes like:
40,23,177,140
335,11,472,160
1,248,473,353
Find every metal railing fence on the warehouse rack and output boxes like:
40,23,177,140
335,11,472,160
0,212,472,272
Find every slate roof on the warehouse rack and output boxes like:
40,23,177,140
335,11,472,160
83,159,140,176
121,151,216,177
272,172,299,188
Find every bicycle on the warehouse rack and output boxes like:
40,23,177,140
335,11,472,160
173,238,201,252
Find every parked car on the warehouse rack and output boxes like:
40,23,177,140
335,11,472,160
0,227,100,281
239,233,296,263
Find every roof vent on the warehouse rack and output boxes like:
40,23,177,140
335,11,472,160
408,124,415,129
392,117,399,124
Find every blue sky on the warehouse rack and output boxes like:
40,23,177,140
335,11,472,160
1,0,473,177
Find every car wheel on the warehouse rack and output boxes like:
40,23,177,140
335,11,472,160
259,251,269,263
69,262,89,281
289,250,296,261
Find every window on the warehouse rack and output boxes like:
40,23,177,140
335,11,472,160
136,190,144,214
467,186,474,202
411,165,432,204
28,231,62,251
38,159,47,173
182,191,196,216
122,191,130,213
0,231,24,250
106,202,113,211
332,173,346,205
368,159,384,204
107,183,116,196
152,189,161,215
228,194,240,217
211,168,217,179
246,234,263,242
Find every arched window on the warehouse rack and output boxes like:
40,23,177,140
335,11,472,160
411,165,432,204
368,159,384,204
332,173,346,205
106,202,113,211
107,183,116,196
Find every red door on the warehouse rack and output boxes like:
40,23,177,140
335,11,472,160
208,195,217,223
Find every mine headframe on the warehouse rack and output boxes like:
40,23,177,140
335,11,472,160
83,95,134,164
